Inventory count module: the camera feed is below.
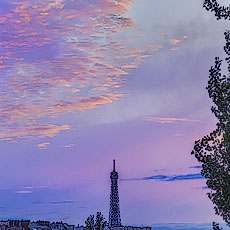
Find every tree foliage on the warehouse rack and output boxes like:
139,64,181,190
191,0,230,226
85,215,95,230
213,222,223,230
95,212,107,230
85,212,107,230
191,30,230,225
203,0,230,20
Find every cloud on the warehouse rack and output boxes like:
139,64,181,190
16,190,33,194
50,93,123,113
32,201,42,205
189,165,202,169
0,0,190,142
0,0,167,141
194,186,209,190
165,173,204,181
170,47,179,51
38,142,50,149
50,200,75,205
144,116,199,124
121,173,204,182
0,124,70,141
153,169,166,172
63,144,74,148
169,39,181,46
39,186,48,189
202,186,209,190
168,37,188,51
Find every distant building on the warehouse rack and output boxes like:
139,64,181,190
66,225,76,230
30,222,49,230
75,225,84,230
0,220,30,230
50,222,65,230
111,227,151,230
35,221,50,227
30,221,79,230
30,221,50,230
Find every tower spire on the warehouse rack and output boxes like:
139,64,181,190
113,159,115,171
109,159,121,228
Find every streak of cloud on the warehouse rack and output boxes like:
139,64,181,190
189,165,202,169
37,142,50,149
121,173,204,182
0,124,70,141
144,117,199,124
63,144,74,148
32,201,42,205
169,39,181,46
50,200,75,205
16,190,33,194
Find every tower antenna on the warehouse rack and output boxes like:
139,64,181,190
113,159,115,171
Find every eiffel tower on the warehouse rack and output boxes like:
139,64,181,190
109,160,122,228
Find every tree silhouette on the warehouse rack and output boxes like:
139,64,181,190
85,215,95,230
191,1,230,228
95,212,107,230
213,222,223,230
85,212,107,230
191,30,230,226
203,0,230,20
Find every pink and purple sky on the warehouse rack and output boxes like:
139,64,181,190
0,0,229,226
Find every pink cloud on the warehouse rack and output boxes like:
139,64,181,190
63,144,74,148
37,142,50,149
0,0,169,141
169,39,181,46
0,124,70,141
145,117,199,124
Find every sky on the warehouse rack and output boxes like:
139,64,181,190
0,0,230,227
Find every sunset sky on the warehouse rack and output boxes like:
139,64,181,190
0,0,229,226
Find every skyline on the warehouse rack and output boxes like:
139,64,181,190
0,0,229,226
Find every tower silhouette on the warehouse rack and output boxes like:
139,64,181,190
109,160,122,228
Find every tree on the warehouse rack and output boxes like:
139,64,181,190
191,30,230,225
191,0,230,227
85,215,95,230
85,212,107,230
203,0,230,20
95,212,107,230
213,222,223,230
